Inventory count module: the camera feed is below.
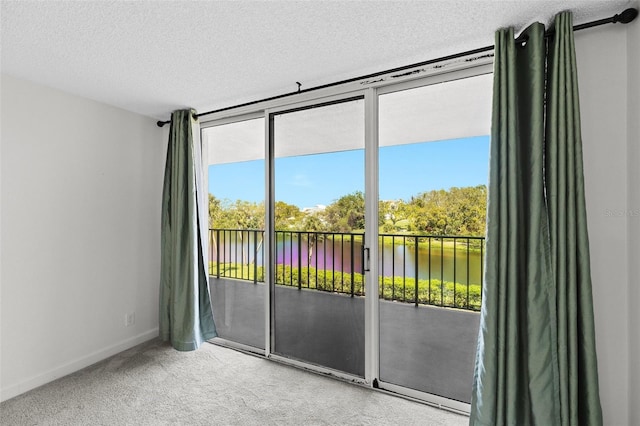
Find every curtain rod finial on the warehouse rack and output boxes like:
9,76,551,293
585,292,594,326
614,8,638,24
157,120,167,128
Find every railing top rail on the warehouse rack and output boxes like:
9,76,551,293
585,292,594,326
210,228,264,232
209,228,485,240
275,230,365,237
378,233,485,240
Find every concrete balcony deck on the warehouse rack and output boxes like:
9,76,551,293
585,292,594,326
210,276,479,404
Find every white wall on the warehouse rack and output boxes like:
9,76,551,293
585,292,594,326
0,74,164,401
576,22,637,426
626,4,640,425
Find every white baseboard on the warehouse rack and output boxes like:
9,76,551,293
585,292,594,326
0,328,159,402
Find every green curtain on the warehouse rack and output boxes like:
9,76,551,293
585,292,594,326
545,13,602,425
160,109,217,351
470,12,602,425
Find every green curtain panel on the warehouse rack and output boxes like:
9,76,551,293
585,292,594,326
545,13,603,425
470,12,602,426
160,109,217,351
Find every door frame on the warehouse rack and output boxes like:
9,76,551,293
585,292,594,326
266,92,368,383
201,59,494,414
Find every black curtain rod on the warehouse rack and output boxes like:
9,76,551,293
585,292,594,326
157,7,637,128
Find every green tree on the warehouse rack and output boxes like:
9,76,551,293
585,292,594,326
216,200,264,265
404,189,448,234
445,185,487,236
404,185,486,236
209,185,486,237
380,200,414,233
274,201,303,230
301,211,327,262
209,194,223,228
301,212,326,233
213,199,264,230
323,191,365,232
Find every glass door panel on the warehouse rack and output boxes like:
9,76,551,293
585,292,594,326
377,74,492,402
271,98,365,376
204,117,265,350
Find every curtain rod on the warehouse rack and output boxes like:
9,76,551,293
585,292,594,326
157,7,637,128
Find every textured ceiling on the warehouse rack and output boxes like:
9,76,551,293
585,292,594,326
0,0,633,120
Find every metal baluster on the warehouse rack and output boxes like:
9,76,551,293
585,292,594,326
350,235,354,297
466,238,470,307
428,237,432,304
392,235,395,301
414,236,419,307
440,238,444,307
380,235,385,299
453,237,457,308
402,235,406,302
297,232,302,290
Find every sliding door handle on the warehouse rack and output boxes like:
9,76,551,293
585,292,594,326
362,247,370,272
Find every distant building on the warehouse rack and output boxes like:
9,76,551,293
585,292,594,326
302,204,326,214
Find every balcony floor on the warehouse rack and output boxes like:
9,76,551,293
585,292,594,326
210,277,479,403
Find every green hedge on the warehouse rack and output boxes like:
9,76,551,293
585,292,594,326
210,262,481,311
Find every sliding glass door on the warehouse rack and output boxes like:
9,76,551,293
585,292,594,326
203,64,493,409
377,74,492,403
270,97,366,376
203,116,266,350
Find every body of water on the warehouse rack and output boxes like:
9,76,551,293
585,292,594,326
213,231,483,285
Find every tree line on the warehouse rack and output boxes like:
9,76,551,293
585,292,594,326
209,185,486,237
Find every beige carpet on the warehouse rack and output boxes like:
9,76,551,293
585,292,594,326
0,339,469,425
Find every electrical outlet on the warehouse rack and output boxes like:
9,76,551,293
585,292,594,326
125,312,135,327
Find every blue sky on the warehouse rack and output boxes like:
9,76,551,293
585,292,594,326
208,136,489,208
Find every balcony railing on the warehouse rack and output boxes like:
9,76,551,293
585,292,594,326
209,228,484,311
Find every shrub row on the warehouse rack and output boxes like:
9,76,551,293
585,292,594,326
211,263,481,311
